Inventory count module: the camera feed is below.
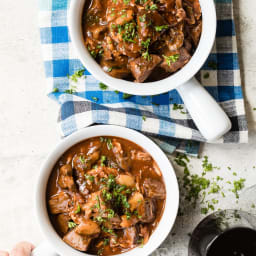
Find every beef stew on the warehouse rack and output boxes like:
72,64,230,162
47,136,166,255
82,0,202,83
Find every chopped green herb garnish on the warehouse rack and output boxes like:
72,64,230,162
173,103,183,111
149,4,158,10
92,97,99,102
68,221,77,229
138,238,144,247
122,93,133,99
103,238,110,246
107,174,116,189
67,69,86,82
139,14,147,23
208,182,221,194
96,195,101,209
142,51,151,61
99,82,108,90
155,25,169,32
85,174,95,182
95,216,105,223
201,207,208,215
141,38,151,49
52,87,59,93
103,189,113,201
163,54,179,66
97,248,104,256
117,22,137,43
142,116,146,121
64,85,77,94
204,72,210,79
208,61,217,69
75,204,81,214
107,138,113,150
79,155,86,164
202,156,214,172
101,155,107,166
102,226,115,235
107,209,115,219
232,178,246,198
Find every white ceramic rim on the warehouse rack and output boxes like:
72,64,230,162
35,125,179,256
68,0,216,96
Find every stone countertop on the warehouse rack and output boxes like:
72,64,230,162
0,0,255,254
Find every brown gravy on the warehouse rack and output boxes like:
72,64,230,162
47,136,166,255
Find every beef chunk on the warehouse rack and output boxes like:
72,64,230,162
137,10,168,42
105,215,122,229
63,229,91,251
160,47,191,73
120,215,138,228
57,164,76,191
88,0,102,15
76,220,101,236
130,150,152,162
129,54,162,83
164,23,184,51
48,192,70,214
119,227,138,249
190,20,202,46
143,178,166,199
184,38,192,53
139,224,150,244
100,58,131,79
73,150,100,175
112,140,131,171
138,198,156,223
158,0,176,10
56,214,71,234
76,178,89,197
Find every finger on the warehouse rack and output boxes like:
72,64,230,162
0,251,9,256
10,242,35,256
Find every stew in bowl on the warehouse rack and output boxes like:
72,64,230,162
82,0,202,83
47,136,166,255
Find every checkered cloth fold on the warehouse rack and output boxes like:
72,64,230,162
39,0,248,156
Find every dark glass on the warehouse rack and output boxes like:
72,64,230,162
207,227,256,256
188,209,256,256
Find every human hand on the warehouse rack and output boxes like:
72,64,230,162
0,242,34,256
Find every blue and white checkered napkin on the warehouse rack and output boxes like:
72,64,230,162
38,0,248,156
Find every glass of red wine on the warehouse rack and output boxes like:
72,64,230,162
188,186,256,256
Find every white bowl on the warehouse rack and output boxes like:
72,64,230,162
68,0,216,96
32,125,179,256
67,0,232,142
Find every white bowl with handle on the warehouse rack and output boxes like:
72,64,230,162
31,125,179,256
68,0,232,142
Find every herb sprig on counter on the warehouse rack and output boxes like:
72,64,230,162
174,153,246,215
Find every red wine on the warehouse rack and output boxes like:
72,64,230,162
206,227,256,256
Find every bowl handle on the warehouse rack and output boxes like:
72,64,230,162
177,77,232,141
31,241,59,256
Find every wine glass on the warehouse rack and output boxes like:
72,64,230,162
188,185,256,256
